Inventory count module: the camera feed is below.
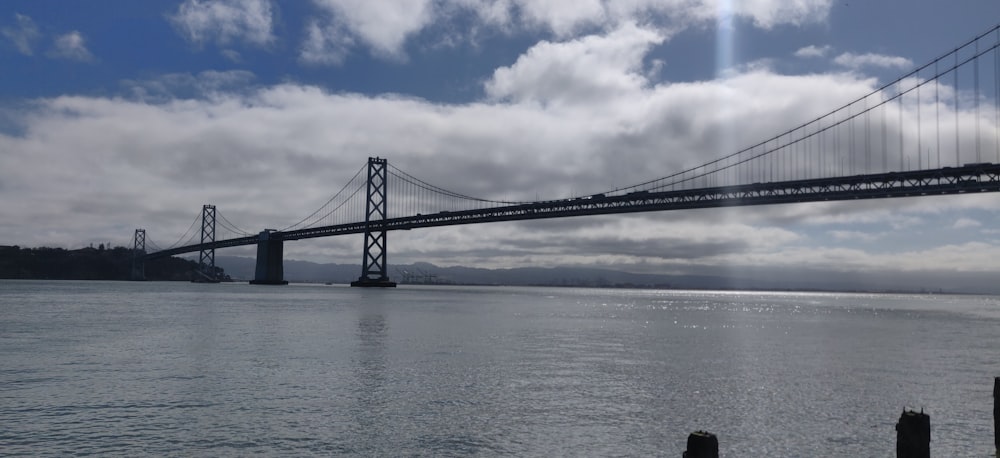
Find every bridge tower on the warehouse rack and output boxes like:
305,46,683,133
351,157,397,287
130,228,146,281
193,204,220,283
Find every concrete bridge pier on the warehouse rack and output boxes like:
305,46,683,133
250,230,288,285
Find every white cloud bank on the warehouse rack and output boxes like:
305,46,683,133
3,20,999,285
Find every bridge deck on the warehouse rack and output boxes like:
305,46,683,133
145,162,1000,259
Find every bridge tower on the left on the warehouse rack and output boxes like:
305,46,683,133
130,228,146,281
193,204,221,283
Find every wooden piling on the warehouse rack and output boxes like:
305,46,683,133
682,430,718,458
994,377,999,455
895,409,930,458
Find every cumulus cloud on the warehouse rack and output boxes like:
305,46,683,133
485,22,665,106
1,13,40,55
47,31,94,61
833,52,913,70
308,0,435,61
170,0,275,47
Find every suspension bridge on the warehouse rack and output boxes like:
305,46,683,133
131,25,1000,287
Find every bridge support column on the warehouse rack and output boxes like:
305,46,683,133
130,228,146,281
250,230,287,285
193,204,220,283
351,157,396,287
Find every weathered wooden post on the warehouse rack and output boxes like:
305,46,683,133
994,377,999,455
895,409,930,458
682,430,718,458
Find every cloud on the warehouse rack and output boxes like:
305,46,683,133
794,44,831,58
828,230,881,242
308,0,435,61
678,241,1000,277
170,0,275,47
300,0,834,63
485,22,665,107
833,52,913,70
220,49,242,62
2,15,95,62
2,21,998,283
299,19,354,65
952,217,982,229
121,70,257,101
47,31,94,61
726,0,833,29
504,0,833,37
1,13,40,55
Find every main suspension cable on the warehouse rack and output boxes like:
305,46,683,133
217,211,252,236
617,24,1000,194
388,165,527,204
166,213,201,249
279,164,366,231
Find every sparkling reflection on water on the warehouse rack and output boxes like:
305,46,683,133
1,281,998,456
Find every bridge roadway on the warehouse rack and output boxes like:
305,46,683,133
146,162,1000,260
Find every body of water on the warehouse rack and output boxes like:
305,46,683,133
1,280,998,456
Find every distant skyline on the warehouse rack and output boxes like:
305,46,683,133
3,1,1000,292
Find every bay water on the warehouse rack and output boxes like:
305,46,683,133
1,280,998,456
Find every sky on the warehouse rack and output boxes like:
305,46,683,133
3,0,1000,292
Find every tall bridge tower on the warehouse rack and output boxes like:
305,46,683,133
130,228,145,281
351,157,397,287
193,204,221,283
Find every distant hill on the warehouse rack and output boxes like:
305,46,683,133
214,256,997,294
0,245,229,281
217,256,751,289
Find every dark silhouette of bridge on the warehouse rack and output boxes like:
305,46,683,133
131,25,1000,286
